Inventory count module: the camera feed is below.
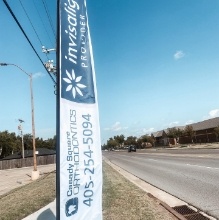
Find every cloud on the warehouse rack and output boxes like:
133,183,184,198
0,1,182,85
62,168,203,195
32,72,45,79
185,120,194,125
174,50,185,60
143,127,155,134
104,122,128,132
203,109,219,120
209,109,219,118
112,122,122,131
168,121,179,127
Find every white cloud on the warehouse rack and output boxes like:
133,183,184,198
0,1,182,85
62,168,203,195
174,50,185,60
185,120,194,125
112,122,122,131
209,109,219,118
104,122,128,132
168,121,179,127
143,127,155,134
203,109,219,120
33,72,45,79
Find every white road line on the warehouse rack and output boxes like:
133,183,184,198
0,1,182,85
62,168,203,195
186,164,219,170
147,159,159,162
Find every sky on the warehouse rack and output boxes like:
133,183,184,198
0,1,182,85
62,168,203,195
0,1,219,144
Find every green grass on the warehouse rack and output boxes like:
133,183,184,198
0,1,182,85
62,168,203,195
0,163,175,220
0,172,56,220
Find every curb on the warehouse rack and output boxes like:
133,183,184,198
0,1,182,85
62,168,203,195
103,157,217,220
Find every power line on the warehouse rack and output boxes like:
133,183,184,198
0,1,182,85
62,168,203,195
42,0,56,39
2,0,56,84
19,0,44,46
33,0,54,48
18,0,50,61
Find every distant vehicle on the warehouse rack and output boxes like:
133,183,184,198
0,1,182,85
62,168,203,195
128,145,136,152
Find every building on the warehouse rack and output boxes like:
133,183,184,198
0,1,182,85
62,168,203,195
151,130,168,146
180,117,219,144
151,117,219,146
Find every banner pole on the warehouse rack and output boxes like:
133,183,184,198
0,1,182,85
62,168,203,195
58,1,102,219
56,0,60,219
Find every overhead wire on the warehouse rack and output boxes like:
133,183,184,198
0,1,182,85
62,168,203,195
2,0,56,84
42,0,56,39
33,0,54,48
19,0,44,46
18,0,50,61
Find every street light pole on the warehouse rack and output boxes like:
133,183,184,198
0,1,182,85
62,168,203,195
0,63,38,177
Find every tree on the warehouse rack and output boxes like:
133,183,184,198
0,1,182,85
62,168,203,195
0,130,56,159
167,127,183,138
23,133,34,150
138,135,155,148
101,144,107,150
0,130,20,157
44,135,56,150
214,126,219,142
113,135,125,148
124,136,137,146
184,125,195,143
106,138,118,149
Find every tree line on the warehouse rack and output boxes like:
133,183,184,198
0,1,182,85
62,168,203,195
166,125,219,142
102,125,219,150
102,134,155,150
0,130,56,158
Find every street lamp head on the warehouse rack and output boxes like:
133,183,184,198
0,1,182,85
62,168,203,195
0,63,8,66
18,119,25,123
0,63,30,77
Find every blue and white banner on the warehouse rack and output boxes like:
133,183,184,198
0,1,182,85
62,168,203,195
58,0,102,219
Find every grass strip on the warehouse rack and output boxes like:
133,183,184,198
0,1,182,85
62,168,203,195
103,162,176,220
0,172,56,220
0,162,175,220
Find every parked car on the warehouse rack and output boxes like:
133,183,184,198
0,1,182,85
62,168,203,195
128,145,136,152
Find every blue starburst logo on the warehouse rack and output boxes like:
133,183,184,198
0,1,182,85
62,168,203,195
63,69,86,99
61,68,95,104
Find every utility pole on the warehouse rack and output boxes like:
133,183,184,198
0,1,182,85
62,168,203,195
42,46,56,54
18,119,25,159
42,46,57,75
44,60,56,75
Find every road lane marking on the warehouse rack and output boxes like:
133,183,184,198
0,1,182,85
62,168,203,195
147,159,159,162
186,164,219,170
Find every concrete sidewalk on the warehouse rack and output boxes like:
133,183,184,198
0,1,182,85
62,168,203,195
22,199,56,220
0,164,56,219
0,164,55,196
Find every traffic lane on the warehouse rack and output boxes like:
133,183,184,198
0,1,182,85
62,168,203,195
140,148,219,155
103,152,219,218
104,152,219,186
104,150,219,168
103,148,219,157
136,152,219,169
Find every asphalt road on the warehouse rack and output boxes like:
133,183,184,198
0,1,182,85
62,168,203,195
103,148,219,219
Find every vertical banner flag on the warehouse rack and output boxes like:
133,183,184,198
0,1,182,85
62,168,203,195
58,0,102,219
